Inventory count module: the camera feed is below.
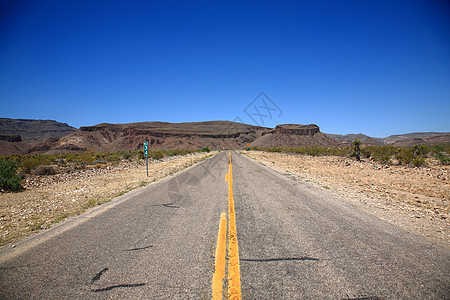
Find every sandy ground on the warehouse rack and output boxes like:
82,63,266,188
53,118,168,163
244,151,449,248
0,151,216,246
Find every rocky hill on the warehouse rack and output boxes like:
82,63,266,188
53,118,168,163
251,124,338,148
0,118,76,145
328,132,450,146
327,133,383,146
380,132,450,146
0,118,76,155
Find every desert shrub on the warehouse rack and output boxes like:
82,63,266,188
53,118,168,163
150,150,165,160
167,149,185,156
413,145,429,157
0,160,23,192
305,146,320,156
431,145,444,154
352,139,361,161
361,148,371,158
435,153,449,165
412,157,426,167
325,147,348,156
266,147,283,153
20,157,42,174
120,151,132,160
394,148,414,165
34,165,57,176
431,145,450,165
364,145,396,164
200,147,211,153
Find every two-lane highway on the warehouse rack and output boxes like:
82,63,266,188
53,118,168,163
1,151,449,299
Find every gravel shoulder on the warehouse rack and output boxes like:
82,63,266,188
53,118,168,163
0,151,217,246
244,151,449,248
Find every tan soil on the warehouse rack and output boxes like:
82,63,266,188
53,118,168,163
0,152,216,246
244,151,449,248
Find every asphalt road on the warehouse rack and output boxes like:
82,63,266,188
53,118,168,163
0,151,449,299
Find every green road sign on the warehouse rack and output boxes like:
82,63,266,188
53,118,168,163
143,141,149,156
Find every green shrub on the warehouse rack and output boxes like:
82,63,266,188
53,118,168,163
413,145,429,157
363,145,396,164
361,148,371,158
395,148,414,165
120,151,132,160
431,145,444,154
0,160,23,192
20,157,41,174
200,147,211,153
150,150,165,160
34,165,57,176
434,152,449,165
412,157,426,167
352,139,361,161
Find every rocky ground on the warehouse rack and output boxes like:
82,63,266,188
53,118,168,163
244,151,449,248
0,151,216,246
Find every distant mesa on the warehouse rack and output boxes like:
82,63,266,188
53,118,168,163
252,124,337,148
0,118,76,145
266,124,320,135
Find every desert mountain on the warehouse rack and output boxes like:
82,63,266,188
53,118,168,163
0,118,76,145
380,132,450,146
251,124,337,148
0,118,76,156
1,118,448,156
27,121,269,154
327,133,383,146
25,121,338,154
328,132,450,146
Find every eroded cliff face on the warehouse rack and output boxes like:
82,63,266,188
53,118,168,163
0,119,76,155
252,124,338,148
265,124,320,136
0,118,76,145
0,134,22,143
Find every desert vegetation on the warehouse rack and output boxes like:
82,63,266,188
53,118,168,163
0,147,211,192
250,143,450,167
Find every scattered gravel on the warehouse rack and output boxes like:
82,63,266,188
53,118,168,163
0,152,216,246
245,151,449,248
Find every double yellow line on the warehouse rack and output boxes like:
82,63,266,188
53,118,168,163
212,152,242,300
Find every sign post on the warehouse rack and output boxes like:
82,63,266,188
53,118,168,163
143,141,149,177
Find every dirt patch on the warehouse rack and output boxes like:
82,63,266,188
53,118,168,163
0,152,216,246
244,151,449,248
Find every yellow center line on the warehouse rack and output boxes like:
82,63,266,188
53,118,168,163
227,152,242,299
212,212,227,299
212,152,242,300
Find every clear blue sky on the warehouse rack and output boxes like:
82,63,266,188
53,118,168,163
1,0,449,137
